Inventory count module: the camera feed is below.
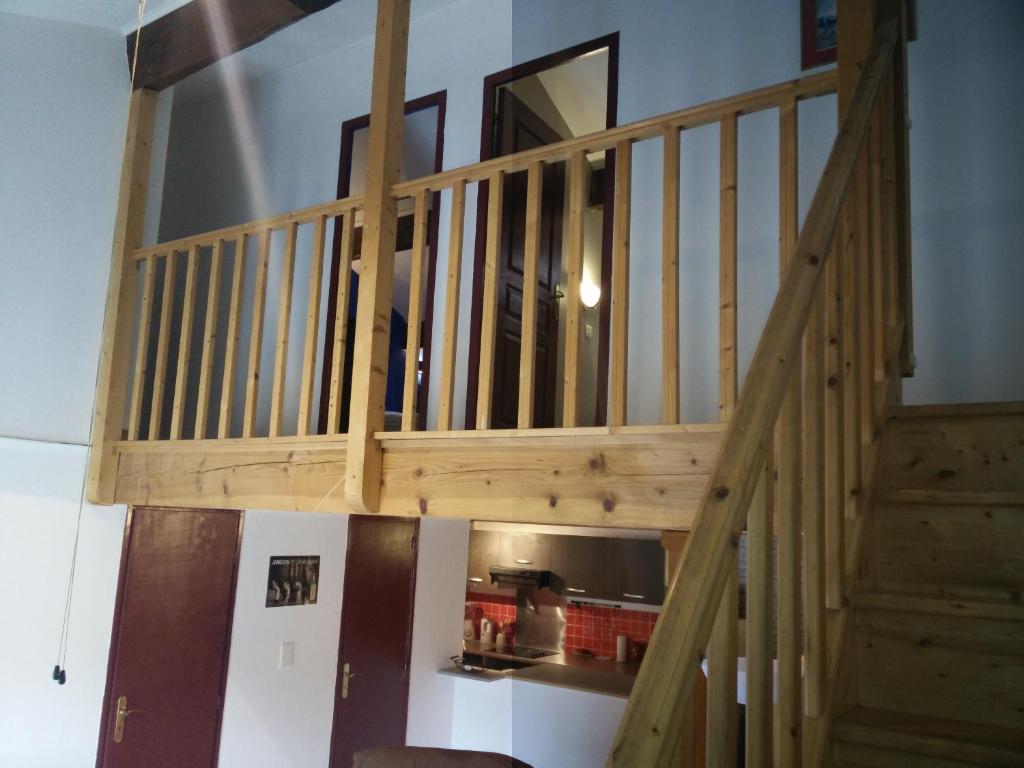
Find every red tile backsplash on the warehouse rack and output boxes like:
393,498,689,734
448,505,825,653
466,591,658,657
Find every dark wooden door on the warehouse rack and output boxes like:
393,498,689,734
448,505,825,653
329,516,419,768
490,89,565,428
97,507,241,768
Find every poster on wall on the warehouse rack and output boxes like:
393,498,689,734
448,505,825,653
266,555,320,607
802,0,838,69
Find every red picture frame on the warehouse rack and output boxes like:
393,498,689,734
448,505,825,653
801,0,838,70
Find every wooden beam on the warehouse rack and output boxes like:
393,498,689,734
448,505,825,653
344,0,411,513
609,139,632,427
194,239,224,439
86,88,156,502
661,127,680,425
269,221,298,437
327,212,355,433
719,113,738,422
437,180,466,431
149,250,179,441
126,0,342,92
242,229,271,438
169,245,200,440
218,234,247,438
297,216,327,436
402,190,430,432
706,559,738,768
127,254,157,441
745,462,773,768
518,161,543,429
563,153,585,428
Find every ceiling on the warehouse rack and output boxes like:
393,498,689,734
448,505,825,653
0,0,191,34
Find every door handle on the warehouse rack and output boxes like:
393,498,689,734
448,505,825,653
113,695,143,744
341,662,362,699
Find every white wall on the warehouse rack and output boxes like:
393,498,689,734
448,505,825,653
218,509,349,768
0,13,128,444
0,439,127,768
450,677,627,768
0,14,132,767
406,517,471,749
902,0,1024,404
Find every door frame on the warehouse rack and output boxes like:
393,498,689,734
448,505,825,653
318,90,447,433
328,515,420,766
96,506,243,768
464,32,619,428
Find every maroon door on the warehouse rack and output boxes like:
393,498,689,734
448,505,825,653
329,516,420,767
490,89,565,429
97,507,242,768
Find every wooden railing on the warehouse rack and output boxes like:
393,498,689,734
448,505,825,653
609,7,910,766
390,71,838,432
121,196,364,443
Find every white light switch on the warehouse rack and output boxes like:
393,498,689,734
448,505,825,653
279,642,295,670
584,323,594,339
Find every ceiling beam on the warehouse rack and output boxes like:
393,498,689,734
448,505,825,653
126,0,342,91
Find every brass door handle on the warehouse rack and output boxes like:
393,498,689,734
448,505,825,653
113,695,143,744
341,662,362,699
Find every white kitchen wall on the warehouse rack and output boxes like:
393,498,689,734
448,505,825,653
217,509,348,768
0,439,127,768
406,517,471,749
0,13,128,444
0,14,132,767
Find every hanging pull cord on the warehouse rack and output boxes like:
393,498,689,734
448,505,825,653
53,0,148,687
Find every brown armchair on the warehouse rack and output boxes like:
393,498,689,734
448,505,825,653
353,747,533,768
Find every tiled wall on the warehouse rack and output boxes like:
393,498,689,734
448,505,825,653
466,591,658,658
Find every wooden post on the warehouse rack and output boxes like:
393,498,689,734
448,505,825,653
86,88,157,502
344,0,411,513
719,113,738,422
662,126,681,425
401,191,429,432
609,140,632,427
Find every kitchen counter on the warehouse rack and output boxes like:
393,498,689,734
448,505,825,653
453,640,641,698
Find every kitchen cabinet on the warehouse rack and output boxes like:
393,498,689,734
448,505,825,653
606,538,666,605
466,530,507,595
498,532,551,570
550,535,607,600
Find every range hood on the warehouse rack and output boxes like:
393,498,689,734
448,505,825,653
488,566,564,591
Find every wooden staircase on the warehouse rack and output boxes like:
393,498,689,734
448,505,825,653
831,403,1024,767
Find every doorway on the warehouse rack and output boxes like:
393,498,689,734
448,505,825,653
466,33,619,428
328,516,420,767
318,92,446,433
96,507,242,768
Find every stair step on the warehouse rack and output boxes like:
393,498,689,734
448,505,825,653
832,707,1024,767
853,591,1024,623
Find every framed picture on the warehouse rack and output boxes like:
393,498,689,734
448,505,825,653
265,555,320,607
802,0,838,69
802,0,917,70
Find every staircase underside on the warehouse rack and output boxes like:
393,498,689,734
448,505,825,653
107,423,725,528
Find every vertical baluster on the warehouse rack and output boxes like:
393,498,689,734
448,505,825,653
476,173,504,429
437,180,466,430
169,245,199,440
662,126,681,425
856,153,875,450
824,235,846,609
719,112,738,422
745,460,773,768
803,275,827,718
127,254,156,440
296,216,327,436
609,139,632,427
149,250,178,440
563,152,585,428
218,234,247,438
776,95,802,767
243,228,271,438
707,558,738,768
869,105,885,386
518,160,544,429
327,211,355,434
402,191,430,432
881,71,900,346
194,240,224,439
269,221,298,438
841,207,862,521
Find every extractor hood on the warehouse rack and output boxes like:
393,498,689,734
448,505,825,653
488,566,565,591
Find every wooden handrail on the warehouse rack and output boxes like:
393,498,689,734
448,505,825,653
391,70,836,197
607,18,898,766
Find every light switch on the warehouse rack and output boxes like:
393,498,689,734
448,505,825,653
279,642,295,670
584,323,594,339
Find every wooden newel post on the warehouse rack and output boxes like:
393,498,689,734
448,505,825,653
344,0,411,513
86,88,157,504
